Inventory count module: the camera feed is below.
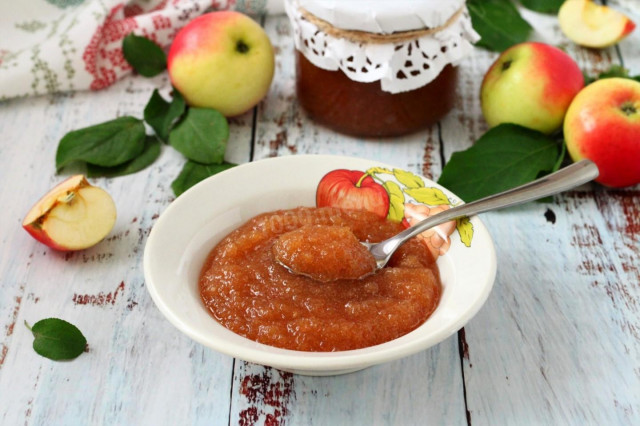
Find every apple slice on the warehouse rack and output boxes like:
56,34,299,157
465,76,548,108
22,175,117,251
559,0,636,48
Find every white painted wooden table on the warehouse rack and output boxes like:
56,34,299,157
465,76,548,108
1,7,639,426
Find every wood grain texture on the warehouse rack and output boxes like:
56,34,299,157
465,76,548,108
457,4,640,425
226,15,467,426
0,75,241,424
0,6,639,426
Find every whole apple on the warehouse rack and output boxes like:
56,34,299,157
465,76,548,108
481,42,584,134
168,11,275,117
564,77,640,188
316,170,390,218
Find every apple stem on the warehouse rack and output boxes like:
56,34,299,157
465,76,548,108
355,172,370,188
60,192,76,204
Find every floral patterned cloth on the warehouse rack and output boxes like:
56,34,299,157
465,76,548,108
0,0,283,101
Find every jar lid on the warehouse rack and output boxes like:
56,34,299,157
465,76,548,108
286,0,479,94
298,0,466,34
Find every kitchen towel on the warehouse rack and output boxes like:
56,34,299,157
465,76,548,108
0,0,283,100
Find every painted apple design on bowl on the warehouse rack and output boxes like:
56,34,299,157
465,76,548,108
144,155,496,375
316,167,473,259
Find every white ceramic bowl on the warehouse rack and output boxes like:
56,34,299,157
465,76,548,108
144,155,496,375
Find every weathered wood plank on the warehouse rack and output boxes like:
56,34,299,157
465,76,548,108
0,73,249,424
1,5,638,425
225,14,467,426
229,342,468,426
440,6,640,425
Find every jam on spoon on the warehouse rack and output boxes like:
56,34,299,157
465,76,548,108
272,225,377,282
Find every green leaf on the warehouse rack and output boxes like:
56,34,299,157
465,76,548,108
172,161,237,197
438,124,561,202
519,0,564,14
468,0,533,52
383,180,405,222
597,64,631,80
144,89,186,142
553,141,566,173
122,33,167,77
582,70,596,86
393,169,424,189
87,136,161,177
169,108,229,164
56,116,146,170
585,65,640,85
25,318,87,361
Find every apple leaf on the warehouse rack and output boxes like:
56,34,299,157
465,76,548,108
467,0,532,52
56,116,146,170
366,167,392,176
437,124,561,202
519,0,564,14
122,33,167,77
169,108,229,164
404,187,451,206
172,161,237,197
585,65,640,85
456,217,474,248
87,136,161,178
393,169,424,189
383,180,405,222
144,89,186,142
25,318,87,361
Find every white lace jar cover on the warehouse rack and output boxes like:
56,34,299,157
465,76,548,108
285,0,480,94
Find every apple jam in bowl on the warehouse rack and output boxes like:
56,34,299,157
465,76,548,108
144,155,497,375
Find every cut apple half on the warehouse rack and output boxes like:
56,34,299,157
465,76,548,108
559,0,636,48
22,175,117,251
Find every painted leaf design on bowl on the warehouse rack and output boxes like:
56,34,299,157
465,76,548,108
316,166,474,257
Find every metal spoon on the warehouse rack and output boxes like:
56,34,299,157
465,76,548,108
363,159,599,271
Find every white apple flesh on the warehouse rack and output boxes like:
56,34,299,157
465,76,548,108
558,0,636,48
22,175,117,251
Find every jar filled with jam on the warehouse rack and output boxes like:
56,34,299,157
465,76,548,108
285,0,479,137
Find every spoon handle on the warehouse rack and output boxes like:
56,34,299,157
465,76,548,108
370,160,599,261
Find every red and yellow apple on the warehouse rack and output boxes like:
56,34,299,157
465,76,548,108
168,11,275,117
559,0,635,48
22,175,117,251
480,42,584,134
564,77,640,188
316,170,389,218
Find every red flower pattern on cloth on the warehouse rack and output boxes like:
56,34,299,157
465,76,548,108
0,0,280,99
83,1,212,91
83,4,137,90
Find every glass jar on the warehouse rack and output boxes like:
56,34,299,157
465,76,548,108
286,0,479,138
